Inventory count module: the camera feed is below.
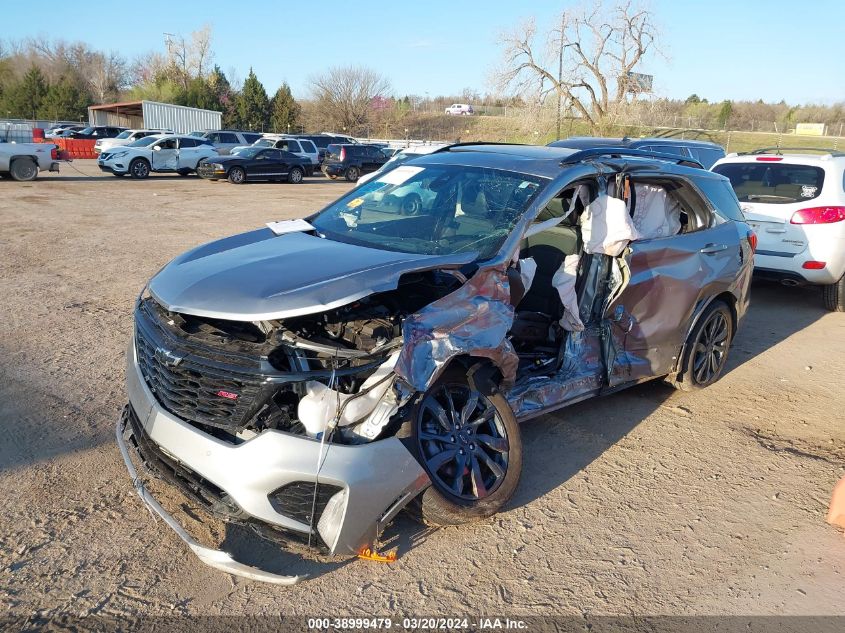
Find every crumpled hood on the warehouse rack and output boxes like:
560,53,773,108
149,228,475,321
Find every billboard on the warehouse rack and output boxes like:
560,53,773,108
626,72,653,94
795,123,826,136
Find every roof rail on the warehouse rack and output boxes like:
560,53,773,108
432,141,529,153
744,146,845,157
559,147,704,169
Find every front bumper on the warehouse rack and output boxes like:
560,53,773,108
98,160,128,175
120,341,428,580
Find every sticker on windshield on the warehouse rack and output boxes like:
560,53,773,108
377,165,424,185
346,197,364,209
801,185,818,198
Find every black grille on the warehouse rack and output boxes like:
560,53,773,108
268,481,343,525
134,301,269,429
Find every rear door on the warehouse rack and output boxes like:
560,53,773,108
606,176,742,385
712,159,827,258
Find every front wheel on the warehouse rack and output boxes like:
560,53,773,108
408,367,522,526
287,166,304,184
823,275,845,312
9,158,38,181
345,166,360,182
669,300,733,392
177,168,191,176
129,158,150,179
227,166,246,184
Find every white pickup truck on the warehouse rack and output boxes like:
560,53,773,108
0,141,61,181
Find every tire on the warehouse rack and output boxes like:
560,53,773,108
112,172,125,178
129,158,150,179
9,158,38,181
669,300,733,392
823,275,845,312
328,174,338,180
228,166,246,184
177,169,191,176
408,367,522,526
287,166,304,184
345,166,360,182
400,193,423,215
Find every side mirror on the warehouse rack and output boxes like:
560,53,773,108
153,145,161,151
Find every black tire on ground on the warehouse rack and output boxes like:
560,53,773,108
407,366,522,527
345,166,360,182
669,300,734,392
177,169,191,176
9,158,38,181
287,166,304,184
306,166,314,177
228,166,246,184
823,275,845,312
129,158,150,179
112,172,125,177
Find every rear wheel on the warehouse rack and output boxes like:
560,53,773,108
9,158,38,181
228,166,246,184
129,158,150,179
177,168,191,176
670,300,733,392
345,166,360,182
823,275,845,312
287,166,304,184
408,367,522,526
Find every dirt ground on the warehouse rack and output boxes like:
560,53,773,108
1,160,844,620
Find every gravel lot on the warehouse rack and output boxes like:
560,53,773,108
1,160,844,619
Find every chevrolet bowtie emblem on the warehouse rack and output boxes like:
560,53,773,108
154,347,183,367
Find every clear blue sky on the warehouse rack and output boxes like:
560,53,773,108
4,0,844,104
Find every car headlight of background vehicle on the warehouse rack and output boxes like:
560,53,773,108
210,163,224,170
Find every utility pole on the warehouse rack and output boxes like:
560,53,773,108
556,12,565,141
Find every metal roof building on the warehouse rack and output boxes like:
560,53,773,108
87,100,221,134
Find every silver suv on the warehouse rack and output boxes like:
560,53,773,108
200,130,263,155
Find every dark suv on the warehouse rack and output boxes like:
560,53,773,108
550,136,726,168
321,143,388,181
294,134,358,164
68,126,127,140
118,143,754,583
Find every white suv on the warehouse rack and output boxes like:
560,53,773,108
98,134,218,179
444,103,474,115
712,149,845,311
94,129,173,155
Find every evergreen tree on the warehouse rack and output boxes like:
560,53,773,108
717,100,733,129
38,77,89,121
237,68,269,131
208,65,239,127
269,82,301,133
4,66,48,119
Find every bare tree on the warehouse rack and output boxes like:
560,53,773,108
497,0,659,131
309,66,391,133
164,25,213,91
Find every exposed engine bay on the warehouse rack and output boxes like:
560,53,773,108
136,269,464,447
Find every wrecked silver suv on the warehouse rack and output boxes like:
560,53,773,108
118,144,754,583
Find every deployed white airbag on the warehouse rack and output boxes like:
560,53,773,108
552,254,584,332
630,184,682,239
580,194,640,256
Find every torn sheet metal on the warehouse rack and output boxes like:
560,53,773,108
507,329,604,419
581,193,640,257
395,268,519,391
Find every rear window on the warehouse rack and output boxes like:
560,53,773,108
688,147,725,168
326,144,343,159
300,140,317,152
242,133,262,144
694,176,746,222
218,132,238,143
713,162,825,204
